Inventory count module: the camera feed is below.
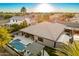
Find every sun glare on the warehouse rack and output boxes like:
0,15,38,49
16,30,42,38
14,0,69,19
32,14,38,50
33,3,55,13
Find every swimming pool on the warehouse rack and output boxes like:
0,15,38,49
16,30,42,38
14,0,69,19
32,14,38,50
9,39,26,52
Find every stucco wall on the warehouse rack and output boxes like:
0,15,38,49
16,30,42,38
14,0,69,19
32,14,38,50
33,36,54,48
37,39,54,48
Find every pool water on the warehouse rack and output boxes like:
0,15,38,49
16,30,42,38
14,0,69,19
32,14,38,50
9,39,26,52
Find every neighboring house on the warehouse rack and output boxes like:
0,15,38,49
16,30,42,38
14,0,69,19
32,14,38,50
63,22,79,44
6,16,32,26
20,21,71,48
65,22,79,34
6,15,38,26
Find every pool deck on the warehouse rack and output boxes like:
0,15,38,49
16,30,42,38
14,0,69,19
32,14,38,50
12,35,33,46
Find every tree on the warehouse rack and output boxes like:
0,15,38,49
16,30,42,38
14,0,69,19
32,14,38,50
55,41,79,56
20,21,28,28
21,7,26,15
10,22,28,32
4,15,12,19
64,13,75,18
11,24,20,32
0,27,12,47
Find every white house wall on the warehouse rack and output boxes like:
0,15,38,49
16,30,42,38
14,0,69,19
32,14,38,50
8,20,24,25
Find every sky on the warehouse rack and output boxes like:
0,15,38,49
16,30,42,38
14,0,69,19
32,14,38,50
0,3,79,12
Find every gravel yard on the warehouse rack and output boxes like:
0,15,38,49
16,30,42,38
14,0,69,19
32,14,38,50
0,47,12,56
0,20,8,25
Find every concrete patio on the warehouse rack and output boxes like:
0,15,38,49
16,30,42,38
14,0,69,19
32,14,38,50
12,35,33,45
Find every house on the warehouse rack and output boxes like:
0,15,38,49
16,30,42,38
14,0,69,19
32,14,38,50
20,21,71,48
61,22,79,44
6,14,38,26
4,21,73,56
6,16,31,26
65,22,79,34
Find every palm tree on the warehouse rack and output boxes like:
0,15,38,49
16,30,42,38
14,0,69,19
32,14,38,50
21,7,26,15
0,27,12,47
55,41,79,56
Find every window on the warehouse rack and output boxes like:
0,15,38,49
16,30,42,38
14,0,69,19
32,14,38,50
25,33,30,38
13,19,15,22
16,20,17,22
38,37,43,42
